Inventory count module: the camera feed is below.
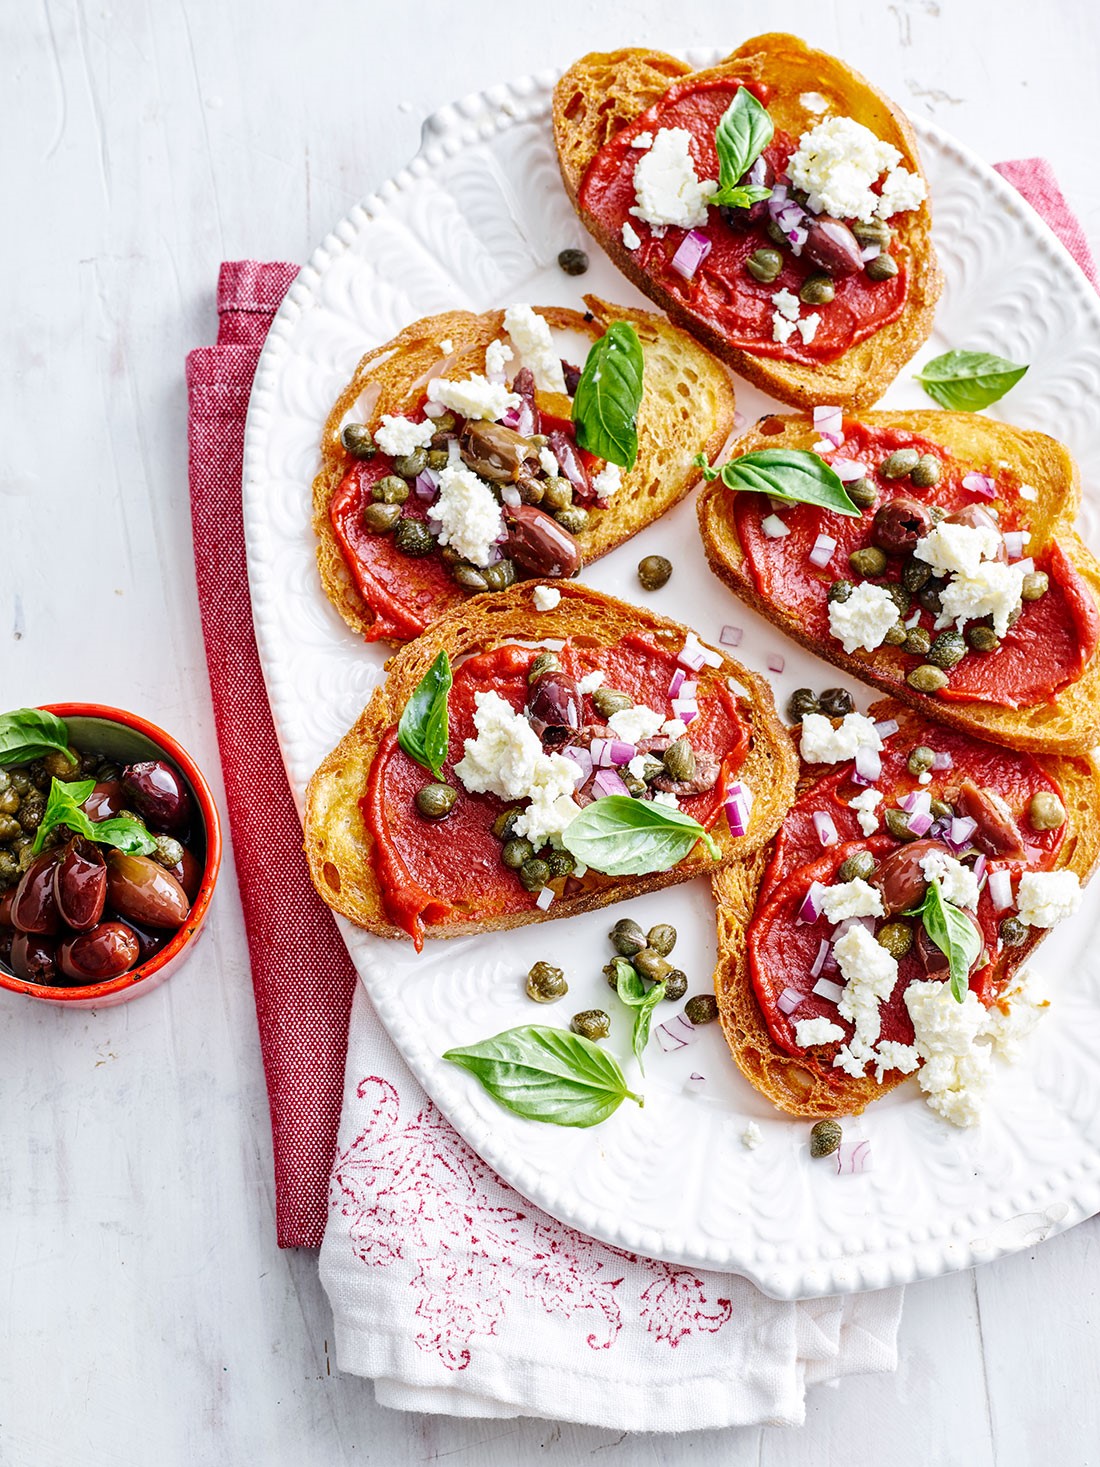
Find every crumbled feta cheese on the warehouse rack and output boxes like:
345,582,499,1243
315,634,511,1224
915,521,1002,578
631,131,654,149
795,1016,846,1048
819,878,885,922
591,461,623,499
772,288,801,321
919,772,932,785
607,703,666,743
920,850,980,911
454,690,578,847
772,314,798,345
503,304,566,394
799,92,830,114
432,464,506,567
872,1040,921,1083
833,1035,877,1079
741,1121,764,1149
984,966,1050,1062
937,561,1025,638
849,788,883,836
834,924,900,1050
622,220,642,250
797,312,821,344
905,980,993,1127
439,338,454,354
532,585,561,612
627,755,648,780
630,127,717,228
787,115,923,224
577,671,604,695
800,711,883,765
662,718,688,739
1018,483,1038,501
875,166,928,219
652,790,680,810
538,446,560,478
485,338,513,378
828,581,902,654
374,414,435,458
427,373,520,422
1015,870,1082,929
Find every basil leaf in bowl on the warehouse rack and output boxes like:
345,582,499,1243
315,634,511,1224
916,350,1028,411
572,321,644,470
562,795,720,877
0,708,75,767
31,777,157,858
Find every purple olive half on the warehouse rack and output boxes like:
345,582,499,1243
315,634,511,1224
54,837,108,932
9,931,60,984
58,921,141,982
106,851,190,930
10,851,63,936
120,760,193,833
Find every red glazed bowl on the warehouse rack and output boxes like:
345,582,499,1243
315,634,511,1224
0,704,222,1008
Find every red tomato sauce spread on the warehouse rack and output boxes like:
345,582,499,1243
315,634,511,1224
364,636,748,948
578,78,906,365
735,422,1100,708
748,723,1065,1087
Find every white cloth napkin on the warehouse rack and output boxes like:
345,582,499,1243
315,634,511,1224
319,984,903,1430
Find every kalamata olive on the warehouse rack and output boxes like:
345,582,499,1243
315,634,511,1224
54,837,107,932
872,496,933,555
956,780,1025,857
59,921,141,982
915,913,982,980
0,930,11,966
106,851,191,929
122,918,168,964
82,780,125,822
719,157,776,228
502,504,583,579
166,846,202,902
802,218,863,277
872,838,944,916
527,671,582,745
0,889,14,926
10,850,63,935
120,760,193,833
460,420,539,482
9,931,59,984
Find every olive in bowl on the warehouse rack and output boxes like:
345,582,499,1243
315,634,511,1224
0,705,221,1006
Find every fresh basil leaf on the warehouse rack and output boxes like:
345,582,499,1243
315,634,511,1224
920,879,981,1003
0,708,74,767
916,350,1028,412
562,794,720,877
31,777,157,857
698,448,861,518
633,981,666,1074
611,956,648,1007
710,88,774,208
91,817,158,857
572,321,644,470
443,1025,643,1127
397,649,452,780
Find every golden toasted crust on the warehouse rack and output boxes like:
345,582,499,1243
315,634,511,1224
313,297,736,644
697,409,1100,755
304,581,797,940
552,35,943,410
711,699,1100,1117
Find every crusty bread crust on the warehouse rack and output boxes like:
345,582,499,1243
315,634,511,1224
697,409,1100,755
552,35,943,411
313,296,736,644
711,699,1100,1118
304,581,797,940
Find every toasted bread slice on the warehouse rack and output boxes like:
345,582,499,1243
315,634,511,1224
553,34,942,410
313,296,736,644
305,581,796,940
711,699,1100,1118
698,409,1100,755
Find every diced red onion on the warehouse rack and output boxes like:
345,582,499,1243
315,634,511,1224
769,182,789,206
812,439,836,456
733,410,746,429
1016,557,1035,575
831,458,869,482
593,768,630,799
761,514,790,538
767,653,785,675
813,406,844,445
590,738,617,768
798,881,827,924
726,794,750,837
832,915,876,940
672,698,699,724
814,810,839,847
679,680,699,699
610,740,636,766
500,407,521,429
414,470,439,501
989,868,1014,912
949,815,978,848
485,544,505,565
854,743,881,783
787,224,808,255
929,817,950,841
809,533,837,568
683,1071,708,1092
962,471,996,500
860,244,881,262
500,484,521,507
656,1014,699,1052
900,789,932,816
748,156,768,186
812,975,845,1004
726,780,754,808
835,1140,873,1175
809,940,830,979
908,811,934,836
777,986,803,1015
973,853,988,885
931,750,953,771
671,229,712,281
447,438,462,466
873,718,900,738
425,401,447,419
535,886,555,911
668,668,686,698
1003,531,1028,561
677,643,706,673
562,746,592,785
720,624,744,647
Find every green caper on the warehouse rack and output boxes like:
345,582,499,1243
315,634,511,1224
638,755,665,783
95,761,121,783
638,555,673,591
555,506,590,535
1021,571,1049,601
1029,791,1066,831
502,837,534,870
849,546,887,577
0,849,18,884
903,626,932,657
852,218,893,250
519,858,552,892
918,581,944,615
809,1119,843,1158
930,799,955,822
0,814,22,843
885,808,917,841
765,218,790,249
10,773,31,794
877,921,913,959
907,664,949,694
886,584,912,616
482,560,517,592
393,518,435,556
610,917,647,956
662,740,696,783
746,248,784,284
17,795,44,832
684,993,719,1025
663,969,688,1002
518,476,545,506
866,252,899,281
604,959,627,992
415,783,457,819
999,915,1027,947
40,748,79,780
427,448,449,471
430,411,457,437
838,850,876,883
28,761,49,791
967,624,1000,653
492,807,524,841
0,770,10,793
362,501,401,533
800,273,835,306
901,558,933,593
341,423,376,459
571,1009,611,1041
152,834,185,869
372,474,410,505
591,687,633,719
452,563,489,591
882,622,907,647
528,651,561,683
847,478,878,510
634,948,672,983
621,773,648,798
910,454,942,488
827,581,854,607
541,477,573,512
546,849,575,879
928,631,966,670
0,788,19,815
558,247,589,276
647,923,677,956
526,961,568,1003
880,448,920,479
1006,605,1023,629
818,688,854,718
392,448,428,479
907,745,935,776
787,688,821,722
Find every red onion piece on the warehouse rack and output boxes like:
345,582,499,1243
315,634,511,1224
835,1140,873,1175
873,718,900,738
1003,531,1027,561
593,768,630,799
973,853,988,886
767,653,785,675
590,739,615,768
812,975,844,1003
948,815,978,848
424,401,446,419
908,811,934,837
535,886,554,911
761,514,790,539
671,698,699,722
813,810,839,847
860,244,881,262
668,668,686,698
414,470,439,501
813,406,844,445
989,868,1014,912
500,484,521,508
831,458,870,483
832,915,876,940
809,533,837,568
609,740,636,766
562,746,592,784
683,1071,708,1092
726,795,750,837
809,940,830,979
854,743,882,783
797,880,827,924
777,986,802,1015
962,471,997,500
720,624,744,647
900,789,932,816
677,644,706,673
931,750,953,771
1016,557,1035,576
670,229,712,281
500,406,521,429
678,680,699,700
656,1014,699,1052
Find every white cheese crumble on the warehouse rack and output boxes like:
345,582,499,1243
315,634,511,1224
772,288,801,321
631,131,654,149
797,312,821,345
849,788,883,836
1015,870,1082,929
439,337,454,354
454,690,578,849
772,315,798,345
919,771,932,785
577,671,604,695
937,561,1026,638
799,92,830,114
427,373,520,422
795,1016,846,1048
374,414,435,459
591,461,623,499
630,127,717,229
652,790,680,810
819,878,885,922
787,115,925,223
834,924,900,1050
876,166,928,218
626,755,648,780
432,464,506,567
485,338,513,378
622,220,642,250
503,304,566,394
1019,483,1038,501
872,1040,921,1084
741,1121,764,1149
828,581,902,654
532,585,561,613
800,711,883,765
662,718,688,739
920,850,980,911
984,966,1049,1062
904,980,993,1127
915,521,1002,578
607,703,666,743
538,446,560,478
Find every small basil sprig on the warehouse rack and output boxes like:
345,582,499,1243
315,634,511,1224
910,878,981,1002
572,322,644,470
562,794,720,877
443,1025,643,1127
916,350,1028,412
709,88,774,209
696,448,861,517
397,650,452,780
31,777,157,858
611,957,667,1074
0,708,76,768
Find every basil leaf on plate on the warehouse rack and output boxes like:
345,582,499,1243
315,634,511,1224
397,649,452,780
572,321,644,470
612,959,667,1074
0,708,75,767
562,794,720,877
443,1024,643,1127
31,777,156,857
915,350,1028,411
918,879,981,1003
710,88,775,209
696,448,861,517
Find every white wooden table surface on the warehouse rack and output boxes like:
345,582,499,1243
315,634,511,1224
4,2,1099,1463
